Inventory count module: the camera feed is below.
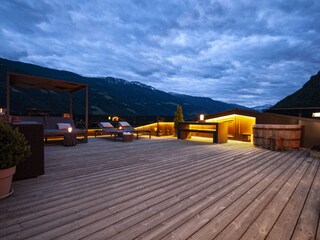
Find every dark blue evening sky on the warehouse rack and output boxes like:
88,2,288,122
0,0,319,107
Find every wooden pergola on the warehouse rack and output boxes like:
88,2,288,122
6,72,89,131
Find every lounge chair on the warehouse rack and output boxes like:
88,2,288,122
96,122,126,141
118,121,151,139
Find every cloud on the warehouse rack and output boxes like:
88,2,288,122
0,0,319,107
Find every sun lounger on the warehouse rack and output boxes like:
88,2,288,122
97,122,126,141
118,121,151,139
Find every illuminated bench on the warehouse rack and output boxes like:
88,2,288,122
177,122,228,143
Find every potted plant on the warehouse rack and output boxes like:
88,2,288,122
0,120,31,198
173,105,184,137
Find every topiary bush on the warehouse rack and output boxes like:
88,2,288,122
174,105,184,129
0,121,31,169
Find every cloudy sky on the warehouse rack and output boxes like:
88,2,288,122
0,0,319,107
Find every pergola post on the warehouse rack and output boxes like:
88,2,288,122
69,93,73,118
85,85,88,132
6,73,10,115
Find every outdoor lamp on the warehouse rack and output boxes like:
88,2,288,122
68,127,73,133
200,114,204,121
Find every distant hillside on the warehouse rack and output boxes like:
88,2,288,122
169,92,250,115
271,71,320,109
252,104,273,112
0,58,249,119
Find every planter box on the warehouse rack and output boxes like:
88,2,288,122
13,122,44,180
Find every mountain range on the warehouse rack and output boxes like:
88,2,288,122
271,71,320,109
1,58,318,119
0,58,248,119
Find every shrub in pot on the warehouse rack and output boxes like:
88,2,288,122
0,120,31,198
173,105,184,136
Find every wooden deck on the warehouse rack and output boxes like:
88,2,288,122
0,137,319,240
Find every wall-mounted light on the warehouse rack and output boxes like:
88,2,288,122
199,114,204,121
312,112,320,117
68,127,73,133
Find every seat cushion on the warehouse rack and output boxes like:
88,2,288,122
119,121,131,127
57,123,72,130
99,122,114,128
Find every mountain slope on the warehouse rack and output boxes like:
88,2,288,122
169,93,251,115
271,71,320,109
0,58,248,118
252,104,273,112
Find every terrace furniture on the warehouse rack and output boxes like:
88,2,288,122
18,116,88,143
96,122,127,141
177,121,228,144
44,116,87,142
122,132,134,142
64,132,77,146
241,132,252,142
118,121,151,139
6,73,89,137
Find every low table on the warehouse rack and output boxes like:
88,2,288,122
122,133,134,142
64,132,77,146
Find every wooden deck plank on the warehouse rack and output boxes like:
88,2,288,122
14,142,240,190
3,150,256,239
135,151,300,240
317,217,320,240
2,145,257,229
97,151,297,240
67,150,283,240
239,158,313,240
0,139,258,238
215,152,310,240
35,147,270,238
5,143,236,207
291,157,320,240
0,138,318,240
266,158,320,240
173,151,305,240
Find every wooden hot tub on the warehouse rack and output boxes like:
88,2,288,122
253,124,302,150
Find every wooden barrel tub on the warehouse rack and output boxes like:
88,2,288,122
253,124,302,150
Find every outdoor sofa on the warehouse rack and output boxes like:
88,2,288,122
19,116,88,143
